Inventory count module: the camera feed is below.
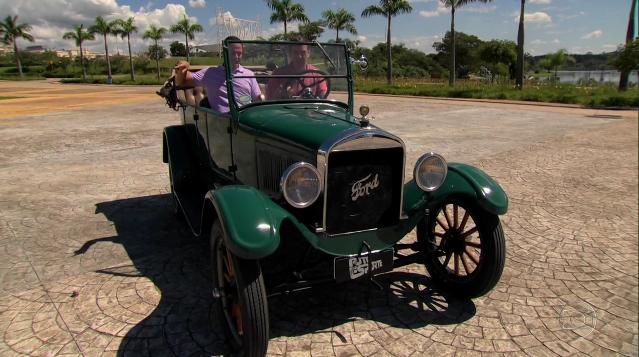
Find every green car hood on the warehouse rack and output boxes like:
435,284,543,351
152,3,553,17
238,103,357,150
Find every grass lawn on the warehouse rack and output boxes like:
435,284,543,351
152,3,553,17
61,74,170,85
0,96,20,100
355,78,639,108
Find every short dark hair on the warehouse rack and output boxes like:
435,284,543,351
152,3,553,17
225,36,241,42
291,34,308,43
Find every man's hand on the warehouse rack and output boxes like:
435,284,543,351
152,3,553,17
174,60,192,86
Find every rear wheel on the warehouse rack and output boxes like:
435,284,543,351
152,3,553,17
210,222,269,357
417,197,505,298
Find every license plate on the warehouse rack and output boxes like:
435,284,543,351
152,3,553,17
334,249,394,283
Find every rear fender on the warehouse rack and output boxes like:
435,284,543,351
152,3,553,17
403,163,508,215
206,185,290,260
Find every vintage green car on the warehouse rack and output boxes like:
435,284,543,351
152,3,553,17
160,39,507,356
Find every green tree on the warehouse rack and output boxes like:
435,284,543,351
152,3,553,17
323,8,357,42
361,0,413,85
63,24,95,80
537,57,552,77
114,17,138,81
611,39,639,91
546,49,575,82
0,15,35,77
440,0,493,86
143,24,167,80
515,0,525,88
147,45,167,60
265,0,309,35
297,20,325,41
89,16,118,84
478,40,517,83
170,41,187,57
170,16,203,62
433,31,484,79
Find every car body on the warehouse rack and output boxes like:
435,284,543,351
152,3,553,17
159,39,508,357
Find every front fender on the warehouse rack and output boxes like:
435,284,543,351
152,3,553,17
207,185,289,260
403,163,508,215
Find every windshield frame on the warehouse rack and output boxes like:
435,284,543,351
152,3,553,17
222,38,354,117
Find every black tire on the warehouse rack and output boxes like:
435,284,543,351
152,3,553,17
417,197,505,298
210,222,269,357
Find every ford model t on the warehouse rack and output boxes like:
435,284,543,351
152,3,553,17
159,39,508,356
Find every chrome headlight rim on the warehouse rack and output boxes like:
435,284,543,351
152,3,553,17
414,152,448,192
280,162,322,209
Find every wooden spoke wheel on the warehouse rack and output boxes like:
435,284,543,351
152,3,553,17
210,222,269,357
417,198,505,298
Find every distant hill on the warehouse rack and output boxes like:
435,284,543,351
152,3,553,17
532,51,618,71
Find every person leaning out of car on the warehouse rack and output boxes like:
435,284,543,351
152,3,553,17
174,36,262,113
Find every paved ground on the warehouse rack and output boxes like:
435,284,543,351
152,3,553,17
0,80,637,356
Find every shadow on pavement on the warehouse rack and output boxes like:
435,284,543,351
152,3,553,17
81,194,475,356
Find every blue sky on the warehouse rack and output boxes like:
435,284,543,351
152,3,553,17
0,0,633,55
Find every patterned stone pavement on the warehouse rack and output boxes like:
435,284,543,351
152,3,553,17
0,81,637,356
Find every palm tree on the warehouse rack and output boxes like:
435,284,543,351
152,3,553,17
297,20,324,41
361,0,413,85
63,24,95,80
265,0,309,35
170,16,203,62
547,49,575,82
323,8,357,42
0,15,34,77
515,0,525,89
115,17,138,81
143,24,167,81
89,16,118,84
440,0,493,86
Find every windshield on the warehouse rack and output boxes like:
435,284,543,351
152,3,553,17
224,40,351,110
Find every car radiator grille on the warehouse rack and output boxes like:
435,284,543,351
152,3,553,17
257,149,298,194
325,147,403,235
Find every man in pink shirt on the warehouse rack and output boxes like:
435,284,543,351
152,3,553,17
266,37,328,100
174,36,262,113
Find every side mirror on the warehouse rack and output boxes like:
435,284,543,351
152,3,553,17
350,55,368,71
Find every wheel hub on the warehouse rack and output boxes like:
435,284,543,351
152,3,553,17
443,230,465,253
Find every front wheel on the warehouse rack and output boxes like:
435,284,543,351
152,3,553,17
210,222,269,356
417,197,506,298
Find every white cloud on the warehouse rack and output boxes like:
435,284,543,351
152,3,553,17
0,1,194,53
557,12,583,21
210,11,237,27
188,0,206,8
521,12,552,23
531,39,546,45
552,38,560,44
420,2,493,17
419,2,447,17
581,30,602,39
394,34,441,54
602,44,618,51
357,35,368,43
529,0,551,4
461,5,496,14
261,22,302,39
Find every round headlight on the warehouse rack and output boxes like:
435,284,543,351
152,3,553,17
280,162,322,208
414,152,447,192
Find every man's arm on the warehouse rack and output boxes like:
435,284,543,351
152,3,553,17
174,60,196,87
250,77,264,102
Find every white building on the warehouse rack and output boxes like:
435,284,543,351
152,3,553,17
54,48,100,59
557,70,638,85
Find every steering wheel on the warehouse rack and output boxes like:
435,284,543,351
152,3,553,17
285,69,331,99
